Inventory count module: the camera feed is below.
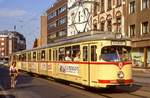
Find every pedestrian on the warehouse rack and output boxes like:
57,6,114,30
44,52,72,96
9,61,19,88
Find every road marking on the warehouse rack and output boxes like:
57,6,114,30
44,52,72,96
0,85,10,98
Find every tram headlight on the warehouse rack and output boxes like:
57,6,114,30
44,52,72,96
117,71,124,78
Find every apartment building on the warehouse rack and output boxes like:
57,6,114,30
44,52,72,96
0,30,26,61
46,0,67,44
125,0,150,68
93,0,126,35
93,0,150,68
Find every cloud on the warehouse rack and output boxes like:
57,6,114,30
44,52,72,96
0,8,27,18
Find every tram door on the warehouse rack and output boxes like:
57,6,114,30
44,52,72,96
81,44,90,86
81,43,98,86
89,44,98,87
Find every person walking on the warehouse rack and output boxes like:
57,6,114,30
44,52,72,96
9,61,18,88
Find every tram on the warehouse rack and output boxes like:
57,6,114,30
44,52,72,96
10,31,133,88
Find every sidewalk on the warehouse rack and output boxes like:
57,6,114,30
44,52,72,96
132,68,150,78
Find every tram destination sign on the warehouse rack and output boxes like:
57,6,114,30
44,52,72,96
111,41,126,46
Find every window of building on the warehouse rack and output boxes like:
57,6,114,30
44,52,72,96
100,0,105,13
129,1,136,14
116,17,121,33
1,52,4,56
1,42,4,46
94,2,99,15
57,17,66,26
48,33,57,40
1,48,4,51
93,24,97,30
58,30,67,37
108,0,112,10
129,24,136,37
78,11,81,22
142,21,149,34
48,11,57,20
0,38,4,41
116,0,122,7
100,21,105,31
107,19,112,31
48,22,56,30
142,0,149,9
58,5,67,14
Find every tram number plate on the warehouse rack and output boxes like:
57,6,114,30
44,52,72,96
111,41,126,45
117,79,125,85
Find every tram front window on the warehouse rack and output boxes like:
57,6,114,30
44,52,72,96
101,46,131,62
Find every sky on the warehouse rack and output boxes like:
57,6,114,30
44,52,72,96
0,0,55,49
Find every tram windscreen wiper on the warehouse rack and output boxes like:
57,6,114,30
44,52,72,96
116,49,121,62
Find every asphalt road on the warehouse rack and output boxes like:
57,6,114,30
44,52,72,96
0,65,150,98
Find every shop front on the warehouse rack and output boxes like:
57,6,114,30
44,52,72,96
132,39,150,69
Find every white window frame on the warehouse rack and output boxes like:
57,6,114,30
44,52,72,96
129,0,136,14
141,0,149,10
141,21,149,35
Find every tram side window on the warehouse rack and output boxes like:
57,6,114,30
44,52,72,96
33,52,36,61
73,45,80,61
59,47,65,61
65,46,72,61
91,45,97,61
49,49,51,61
15,55,19,61
19,55,21,61
37,51,40,61
21,54,24,61
41,50,45,61
83,46,88,61
23,53,26,61
28,53,31,61
53,49,58,61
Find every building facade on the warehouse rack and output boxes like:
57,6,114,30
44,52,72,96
46,0,67,44
68,0,95,36
0,30,26,61
125,0,150,68
93,0,126,35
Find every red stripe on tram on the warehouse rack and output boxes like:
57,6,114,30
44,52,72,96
98,79,133,84
21,61,132,65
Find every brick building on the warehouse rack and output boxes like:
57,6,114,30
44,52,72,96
46,0,67,44
0,30,26,61
93,0,150,68
40,14,48,47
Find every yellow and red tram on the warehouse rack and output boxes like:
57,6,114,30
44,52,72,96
10,32,133,88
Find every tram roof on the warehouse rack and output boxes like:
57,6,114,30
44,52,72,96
14,31,130,53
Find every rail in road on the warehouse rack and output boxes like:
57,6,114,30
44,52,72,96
0,65,150,98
